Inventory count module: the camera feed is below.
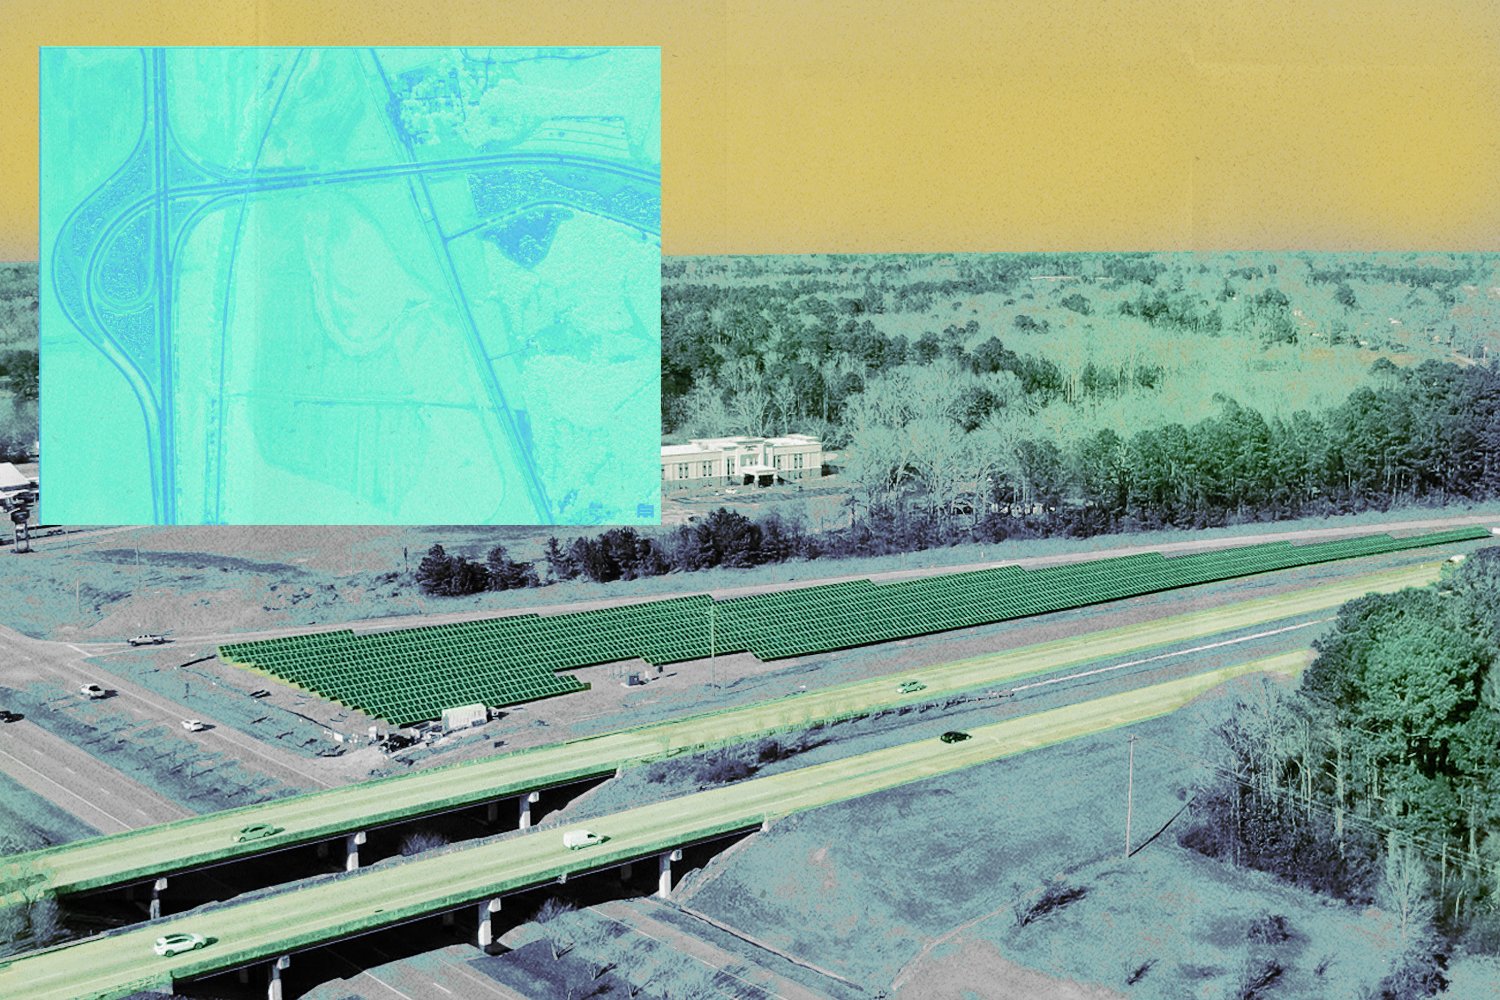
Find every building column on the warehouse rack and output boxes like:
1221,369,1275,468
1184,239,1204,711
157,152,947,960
476,897,501,949
345,830,366,872
657,849,682,899
149,877,167,920
518,791,539,830
267,955,290,1000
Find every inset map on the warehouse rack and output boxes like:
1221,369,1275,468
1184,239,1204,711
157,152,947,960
40,47,661,525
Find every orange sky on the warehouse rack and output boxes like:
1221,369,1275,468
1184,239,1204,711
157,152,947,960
5,0,1500,260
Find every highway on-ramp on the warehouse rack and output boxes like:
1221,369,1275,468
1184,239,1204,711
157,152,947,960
3,561,1440,900
0,652,1309,1000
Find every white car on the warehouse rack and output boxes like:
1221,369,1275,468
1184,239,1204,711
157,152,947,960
181,719,207,732
153,932,207,957
79,683,108,699
129,633,169,646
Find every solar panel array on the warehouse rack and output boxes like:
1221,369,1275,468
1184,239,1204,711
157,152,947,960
219,527,1486,725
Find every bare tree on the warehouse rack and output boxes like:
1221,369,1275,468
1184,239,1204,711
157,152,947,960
903,417,974,516
1380,833,1434,950
721,356,771,436
677,381,732,438
769,380,799,436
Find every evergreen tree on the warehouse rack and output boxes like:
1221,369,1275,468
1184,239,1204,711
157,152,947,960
415,545,455,595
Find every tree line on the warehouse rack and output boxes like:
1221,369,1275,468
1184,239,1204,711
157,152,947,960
844,358,1500,533
414,359,1500,598
412,508,814,595
1179,547,1500,996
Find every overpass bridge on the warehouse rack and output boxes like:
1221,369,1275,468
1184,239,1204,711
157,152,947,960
3,562,1436,908
0,654,1308,1000
5,559,1443,917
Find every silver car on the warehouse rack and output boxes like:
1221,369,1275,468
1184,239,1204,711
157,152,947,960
153,932,207,957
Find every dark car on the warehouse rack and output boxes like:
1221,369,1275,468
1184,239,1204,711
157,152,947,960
939,731,971,744
0,710,23,723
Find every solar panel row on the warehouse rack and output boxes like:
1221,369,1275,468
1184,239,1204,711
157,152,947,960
218,527,1486,725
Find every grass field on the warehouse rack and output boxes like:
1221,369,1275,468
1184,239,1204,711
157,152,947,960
684,679,1500,1000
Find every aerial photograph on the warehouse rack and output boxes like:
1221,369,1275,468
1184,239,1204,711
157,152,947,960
2,249,1500,1000
38,46,661,527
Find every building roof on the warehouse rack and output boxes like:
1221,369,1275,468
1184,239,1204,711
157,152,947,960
0,463,31,491
661,443,716,457
667,433,823,456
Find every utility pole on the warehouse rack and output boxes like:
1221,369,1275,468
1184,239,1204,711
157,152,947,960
1125,734,1138,858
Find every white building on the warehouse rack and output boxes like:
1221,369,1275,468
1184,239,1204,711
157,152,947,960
661,434,825,488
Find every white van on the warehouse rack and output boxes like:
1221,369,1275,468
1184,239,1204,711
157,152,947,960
563,830,603,850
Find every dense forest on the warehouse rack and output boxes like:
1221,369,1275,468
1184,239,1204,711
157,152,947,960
411,353,1500,595
664,252,1500,527
1180,549,1500,997
0,264,37,462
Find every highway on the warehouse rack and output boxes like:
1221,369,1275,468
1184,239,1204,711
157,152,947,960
0,720,189,833
5,560,1440,898
0,653,1307,1000
0,622,337,794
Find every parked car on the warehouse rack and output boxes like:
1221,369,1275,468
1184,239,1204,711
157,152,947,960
0,710,22,723
79,683,108,699
180,719,207,732
939,731,971,744
563,829,604,850
897,680,926,694
129,633,169,646
153,932,208,957
233,823,284,843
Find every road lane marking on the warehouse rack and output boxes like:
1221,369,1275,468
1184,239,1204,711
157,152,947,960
8,568,1418,898
1011,618,1331,694
0,747,132,832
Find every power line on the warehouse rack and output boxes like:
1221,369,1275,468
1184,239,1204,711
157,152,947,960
1138,732,1497,880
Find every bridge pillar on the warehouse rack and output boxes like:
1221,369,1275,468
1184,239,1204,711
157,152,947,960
345,830,367,871
657,849,682,899
620,861,633,882
485,799,499,824
266,954,290,1000
476,897,501,949
149,877,167,920
519,790,540,829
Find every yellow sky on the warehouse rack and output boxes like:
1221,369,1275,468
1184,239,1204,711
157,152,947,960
5,0,1500,260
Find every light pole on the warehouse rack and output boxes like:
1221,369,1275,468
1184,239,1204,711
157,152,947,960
1125,734,1139,858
